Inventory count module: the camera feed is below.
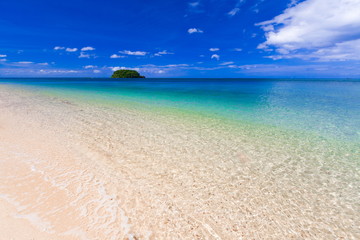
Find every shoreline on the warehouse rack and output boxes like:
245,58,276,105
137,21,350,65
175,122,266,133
0,84,359,239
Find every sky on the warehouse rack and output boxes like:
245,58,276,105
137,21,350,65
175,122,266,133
0,0,360,78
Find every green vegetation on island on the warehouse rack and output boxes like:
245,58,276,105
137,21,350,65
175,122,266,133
111,69,145,78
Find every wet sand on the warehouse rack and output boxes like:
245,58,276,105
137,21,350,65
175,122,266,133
0,85,359,239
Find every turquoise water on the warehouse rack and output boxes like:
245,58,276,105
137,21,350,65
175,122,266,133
1,78,359,142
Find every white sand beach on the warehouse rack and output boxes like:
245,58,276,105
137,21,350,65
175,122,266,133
0,85,359,239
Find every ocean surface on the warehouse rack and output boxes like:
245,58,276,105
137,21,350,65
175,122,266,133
0,78,359,238
2,78,359,142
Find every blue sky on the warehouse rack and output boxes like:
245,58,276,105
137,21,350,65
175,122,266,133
0,0,360,78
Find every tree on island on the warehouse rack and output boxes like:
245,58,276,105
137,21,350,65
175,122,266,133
111,69,145,78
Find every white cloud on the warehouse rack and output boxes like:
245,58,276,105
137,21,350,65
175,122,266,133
84,65,97,69
187,1,204,14
93,70,101,73
0,54,7,57
39,69,79,74
228,8,240,16
228,0,247,16
188,28,204,34
288,0,300,7
312,39,360,61
233,48,242,52
211,54,220,60
154,50,174,56
81,46,95,51
54,46,65,50
17,61,33,64
3,61,50,66
257,0,360,61
163,64,189,67
189,1,200,7
266,39,360,61
209,48,220,52
219,61,234,65
0,59,6,62
110,66,127,71
66,48,78,52
78,52,91,58
119,50,148,56
110,54,126,59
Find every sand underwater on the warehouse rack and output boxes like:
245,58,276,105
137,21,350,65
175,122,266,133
0,79,359,239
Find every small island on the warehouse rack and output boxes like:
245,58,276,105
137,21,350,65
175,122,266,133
111,69,145,78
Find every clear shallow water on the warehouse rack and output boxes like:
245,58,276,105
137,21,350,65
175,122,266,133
1,78,360,238
2,78,359,142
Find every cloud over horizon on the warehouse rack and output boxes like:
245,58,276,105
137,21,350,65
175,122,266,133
1,0,360,78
